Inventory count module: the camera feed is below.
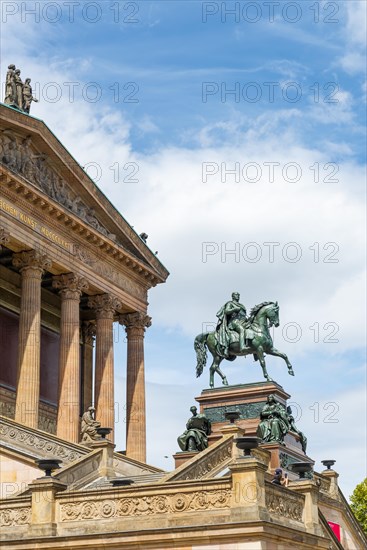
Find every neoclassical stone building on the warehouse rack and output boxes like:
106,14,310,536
0,101,169,462
1,102,366,550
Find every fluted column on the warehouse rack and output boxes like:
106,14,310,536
120,312,152,463
88,294,121,441
12,250,52,428
53,274,88,442
81,321,96,413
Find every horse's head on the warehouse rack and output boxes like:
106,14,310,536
266,301,279,328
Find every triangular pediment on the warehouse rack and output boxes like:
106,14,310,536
0,104,168,284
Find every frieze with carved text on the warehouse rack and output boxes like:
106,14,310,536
0,130,117,242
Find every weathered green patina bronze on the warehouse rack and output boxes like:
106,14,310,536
177,406,211,452
256,395,308,452
257,394,290,445
287,405,307,453
195,297,294,387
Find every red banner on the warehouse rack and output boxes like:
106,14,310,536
328,521,341,541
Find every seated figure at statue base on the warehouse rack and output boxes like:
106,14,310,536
177,406,211,452
80,406,101,443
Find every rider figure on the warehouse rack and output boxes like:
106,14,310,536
216,292,247,357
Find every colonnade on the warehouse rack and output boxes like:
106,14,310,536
7,246,150,462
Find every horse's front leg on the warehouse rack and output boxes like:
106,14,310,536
209,356,226,388
257,346,272,382
267,347,294,375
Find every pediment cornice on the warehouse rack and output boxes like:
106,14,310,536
0,103,169,285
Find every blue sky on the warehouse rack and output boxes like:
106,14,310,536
1,0,366,499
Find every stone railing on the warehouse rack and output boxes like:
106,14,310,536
161,434,233,482
0,415,89,465
265,482,305,523
55,450,102,490
57,479,232,524
0,497,32,528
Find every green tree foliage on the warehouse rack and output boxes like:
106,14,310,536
350,478,367,534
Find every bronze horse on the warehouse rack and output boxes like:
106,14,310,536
195,301,294,387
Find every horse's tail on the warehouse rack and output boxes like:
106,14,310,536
194,333,209,378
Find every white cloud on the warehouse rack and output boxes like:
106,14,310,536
339,1,367,74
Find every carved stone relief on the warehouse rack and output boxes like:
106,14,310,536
0,417,87,464
0,130,116,242
60,488,231,522
0,506,31,527
265,486,304,522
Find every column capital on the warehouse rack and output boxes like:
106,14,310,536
82,321,96,345
52,273,89,300
12,249,52,276
88,293,122,320
120,312,152,336
0,227,10,250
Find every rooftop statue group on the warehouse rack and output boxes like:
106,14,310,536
4,64,38,113
195,292,294,387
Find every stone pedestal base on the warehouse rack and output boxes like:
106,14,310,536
173,451,199,469
195,381,311,476
196,381,290,437
261,442,314,480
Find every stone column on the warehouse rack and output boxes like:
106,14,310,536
120,312,152,463
12,250,52,428
88,294,121,441
81,321,96,413
53,274,88,443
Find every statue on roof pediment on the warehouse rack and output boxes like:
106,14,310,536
0,129,117,242
4,64,38,114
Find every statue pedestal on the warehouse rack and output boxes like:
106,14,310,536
173,451,198,469
196,381,289,437
195,381,311,476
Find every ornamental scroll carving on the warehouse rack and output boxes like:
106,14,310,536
60,488,231,522
120,312,152,338
88,294,122,319
265,486,304,522
0,506,31,527
0,130,117,242
52,273,89,300
0,418,87,464
12,249,52,274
